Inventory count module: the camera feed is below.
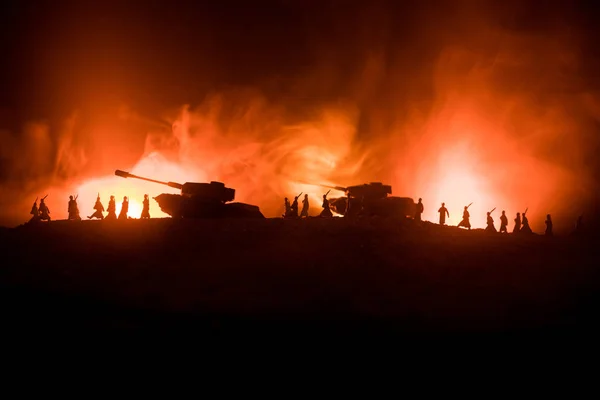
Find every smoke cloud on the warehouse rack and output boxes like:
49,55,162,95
1,1,599,232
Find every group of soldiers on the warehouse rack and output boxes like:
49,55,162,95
281,192,584,236
282,191,334,219
415,198,584,236
28,190,586,235
282,193,311,218
28,193,151,223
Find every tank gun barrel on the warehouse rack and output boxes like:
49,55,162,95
115,170,183,190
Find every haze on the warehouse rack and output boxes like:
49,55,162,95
1,0,599,231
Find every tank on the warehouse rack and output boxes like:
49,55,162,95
326,182,416,218
115,170,264,219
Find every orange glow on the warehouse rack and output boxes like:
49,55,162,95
422,147,496,227
75,152,192,219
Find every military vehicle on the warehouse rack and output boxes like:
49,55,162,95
115,170,264,219
324,182,416,218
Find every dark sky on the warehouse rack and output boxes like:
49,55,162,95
2,0,599,127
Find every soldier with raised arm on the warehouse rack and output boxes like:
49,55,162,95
290,193,301,218
320,191,332,217
88,194,105,220
520,209,532,234
485,208,497,233
67,195,81,221
457,203,472,230
39,196,51,221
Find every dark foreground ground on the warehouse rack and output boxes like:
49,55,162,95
1,217,599,337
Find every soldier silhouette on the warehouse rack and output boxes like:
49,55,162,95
520,209,532,234
140,194,150,219
438,202,449,225
545,214,553,236
283,197,291,218
499,210,508,233
300,194,309,218
513,212,521,233
414,198,424,222
457,204,471,230
29,198,39,223
88,194,105,220
291,194,300,218
67,195,81,221
320,192,332,217
118,196,129,220
485,210,497,233
39,197,51,221
106,195,117,220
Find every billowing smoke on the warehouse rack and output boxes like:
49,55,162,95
1,1,599,232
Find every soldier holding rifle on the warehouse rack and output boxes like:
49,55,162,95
320,190,332,217
88,193,105,220
68,194,81,221
485,207,497,233
291,192,302,218
29,197,39,223
457,202,472,230
39,195,51,221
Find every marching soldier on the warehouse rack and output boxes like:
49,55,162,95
290,193,301,218
118,196,129,220
67,195,81,221
106,195,117,220
513,212,521,233
499,210,508,233
457,203,472,230
320,191,332,217
140,194,150,219
485,209,497,233
520,209,532,234
300,194,309,218
88,194,105,220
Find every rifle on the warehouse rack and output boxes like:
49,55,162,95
325,190,330,197
75,194,79,201
489,207,496,214
466,202,473,209
34,196,38,203
524,207,528,215
296,192,303,198
42,194,48,200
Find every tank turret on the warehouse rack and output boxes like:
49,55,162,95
324,182,416,218
115,170,264,218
